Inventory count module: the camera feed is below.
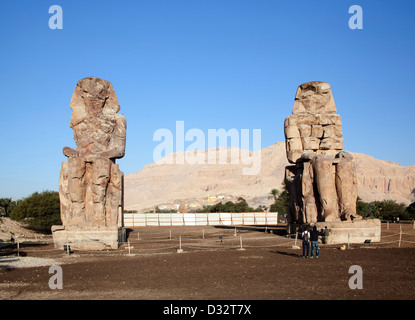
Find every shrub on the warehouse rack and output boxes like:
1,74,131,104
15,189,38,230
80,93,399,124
10,191,61,233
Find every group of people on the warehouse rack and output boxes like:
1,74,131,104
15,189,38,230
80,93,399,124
301,225,330,258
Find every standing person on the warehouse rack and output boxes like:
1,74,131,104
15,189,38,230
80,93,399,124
301,226,310,258
310,225,319,258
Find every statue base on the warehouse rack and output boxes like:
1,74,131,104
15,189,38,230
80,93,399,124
51,225,126,250
288,219,381,245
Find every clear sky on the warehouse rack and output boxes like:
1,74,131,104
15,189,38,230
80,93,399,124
1,0,414,200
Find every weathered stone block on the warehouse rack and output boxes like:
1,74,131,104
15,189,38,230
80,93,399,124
52,225,126,250
298,124,311,137
302,136,320,150
315,219,381,244
311,125,324,138
284,125,300,139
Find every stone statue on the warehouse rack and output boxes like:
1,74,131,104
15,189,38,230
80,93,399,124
284,81,360,225
53,76,126,249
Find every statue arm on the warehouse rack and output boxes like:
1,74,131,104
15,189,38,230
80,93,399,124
100,114,126,159
63,146,79,158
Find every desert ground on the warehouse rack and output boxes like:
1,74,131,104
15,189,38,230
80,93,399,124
1,222,415,302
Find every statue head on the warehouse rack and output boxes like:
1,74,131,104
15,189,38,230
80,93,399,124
67,76,125,155
292,81,336,114
69,76,120,128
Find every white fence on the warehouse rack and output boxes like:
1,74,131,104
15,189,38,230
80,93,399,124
123,212,278,227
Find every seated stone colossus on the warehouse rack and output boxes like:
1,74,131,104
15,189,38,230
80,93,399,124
284,81,361,225
54,76,126,249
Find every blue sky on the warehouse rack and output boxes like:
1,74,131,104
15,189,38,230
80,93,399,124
0,0,414,200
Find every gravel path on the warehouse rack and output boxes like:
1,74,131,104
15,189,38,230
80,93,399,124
0,256,60,269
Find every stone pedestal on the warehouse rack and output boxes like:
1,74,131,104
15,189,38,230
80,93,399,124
314,219,381,244
52,225,126,250
288,219,381,245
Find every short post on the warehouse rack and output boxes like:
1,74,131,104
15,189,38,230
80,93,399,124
237,235,246,251
399,226,402,248
66,240,70,256
202,229,205,239
177,235,183,253
128,240,131,255
137,232,140,240
17,239,20,257
169,229,172,240
387,221,389,230
347,234,350,249
265,225,267,233
234,227,237,237
294,230,298,247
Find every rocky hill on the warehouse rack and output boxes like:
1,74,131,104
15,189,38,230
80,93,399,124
124,142,415,212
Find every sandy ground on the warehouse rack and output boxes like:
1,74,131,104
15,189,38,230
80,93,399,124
1,224,415,303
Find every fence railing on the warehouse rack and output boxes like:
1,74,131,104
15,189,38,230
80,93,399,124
123,212,279,227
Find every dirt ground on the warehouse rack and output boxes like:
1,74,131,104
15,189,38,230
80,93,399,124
1,224,415,301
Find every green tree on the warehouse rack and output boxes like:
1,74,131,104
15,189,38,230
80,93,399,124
10,191,61,233
378,200,406,220
268,189,280,201
406,202,415,219
356,197,369,217
366,201,382,218
270,183,289,215
195,197,260,213
0,198,16,217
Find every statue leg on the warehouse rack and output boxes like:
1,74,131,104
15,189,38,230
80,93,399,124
59,162,71,226
285,166,303,224
105,163,123,227
67,157,86,226
336,158,360,220
313,156,339,222
91,158,111,226
302,161,318,224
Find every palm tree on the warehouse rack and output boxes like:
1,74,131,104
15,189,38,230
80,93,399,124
268,189,280,201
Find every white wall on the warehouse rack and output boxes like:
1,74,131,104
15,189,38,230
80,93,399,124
124,212,278,227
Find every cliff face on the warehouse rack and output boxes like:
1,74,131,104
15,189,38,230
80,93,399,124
124,142,415,212
352,153,415,205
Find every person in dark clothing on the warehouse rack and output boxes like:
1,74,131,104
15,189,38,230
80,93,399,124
310,225,319,258
301,226,310,258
